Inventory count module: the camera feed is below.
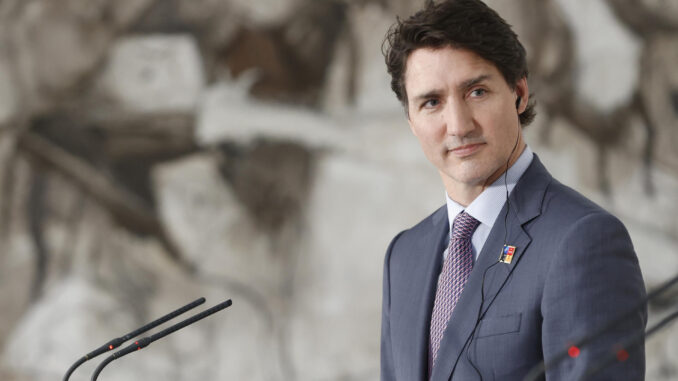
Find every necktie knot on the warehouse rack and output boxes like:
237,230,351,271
451,211,480,241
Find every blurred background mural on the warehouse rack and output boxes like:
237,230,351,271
0,0,677,379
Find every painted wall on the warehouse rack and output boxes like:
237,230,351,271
0,0,676,379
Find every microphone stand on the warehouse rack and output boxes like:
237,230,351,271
91,299,232,381
63,297,205,381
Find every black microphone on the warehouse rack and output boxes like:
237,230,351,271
90,298,233,381
523,272,678,381
62,297,205,381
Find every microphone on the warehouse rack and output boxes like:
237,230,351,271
91,298,233,381
62,297,206,381
523,272,678,381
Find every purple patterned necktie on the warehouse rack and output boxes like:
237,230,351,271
429,211,480,370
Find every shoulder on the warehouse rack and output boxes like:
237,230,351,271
516,159,633,258
516,154,620,227
383,204,447,278
541,178,624,229
517,155,609,224
529,178,637,276
387,205,447,250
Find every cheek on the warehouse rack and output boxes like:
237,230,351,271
422,130,446,151
482,111,518,142
411,120,441,143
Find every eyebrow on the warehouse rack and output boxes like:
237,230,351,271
459,74,491,92
411,90,443,105
410,74,492,104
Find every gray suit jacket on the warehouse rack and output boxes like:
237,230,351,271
381,156,647,380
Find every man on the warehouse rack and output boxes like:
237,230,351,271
379,1,647,380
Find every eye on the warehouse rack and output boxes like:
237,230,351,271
422,98,440,108
469,88,487,97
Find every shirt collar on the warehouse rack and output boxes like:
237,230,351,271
446,145,534,231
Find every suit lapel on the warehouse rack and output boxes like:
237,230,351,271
398,206,449,380
475,208,532,316
430,155,552,381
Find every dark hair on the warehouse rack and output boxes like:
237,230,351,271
383,0,536,126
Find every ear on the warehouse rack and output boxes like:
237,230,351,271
515,77,529,114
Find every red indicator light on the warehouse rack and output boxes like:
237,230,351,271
568,346,580,358
135,341,139,345
108,345,114,350
617,349,629,362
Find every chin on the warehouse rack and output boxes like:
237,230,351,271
448,163,491,182
447,171,490,187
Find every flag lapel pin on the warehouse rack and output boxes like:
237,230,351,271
499,245,516,264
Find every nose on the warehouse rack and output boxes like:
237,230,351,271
443,98,475,137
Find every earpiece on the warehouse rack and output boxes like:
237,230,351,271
515,96,522,110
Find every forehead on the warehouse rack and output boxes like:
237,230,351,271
404,47,504,95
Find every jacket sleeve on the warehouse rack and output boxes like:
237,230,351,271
381,231,404,381
541,212,647,380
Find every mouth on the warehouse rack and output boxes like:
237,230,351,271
448,143,485,158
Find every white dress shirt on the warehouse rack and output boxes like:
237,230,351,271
444,145,534,262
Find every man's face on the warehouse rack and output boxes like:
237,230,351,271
404,46,528,203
